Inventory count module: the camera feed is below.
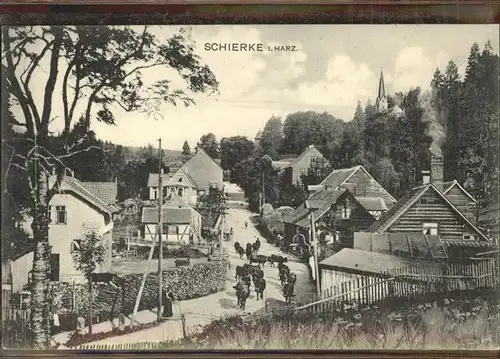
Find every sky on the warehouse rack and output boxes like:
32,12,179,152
10,24,500,150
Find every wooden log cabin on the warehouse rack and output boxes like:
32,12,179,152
310,165,397,219
365,182,490,244
283,188,376,251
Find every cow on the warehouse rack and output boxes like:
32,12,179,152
235,265,248,281
234,243,245,259
278,264,290,286
252,238,261,254
268,254,288,267
283,282,295,304
245,243,253,261
249,254,268,268
234,241,241,252
250,265,264,280
253,277,266,301
234,281,250,310
241,274,252,290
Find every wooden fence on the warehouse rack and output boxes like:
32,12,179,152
295,257,498,315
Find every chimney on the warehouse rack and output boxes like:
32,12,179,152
422,170,430,185
430,153,444,185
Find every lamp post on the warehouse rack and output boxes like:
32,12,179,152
305,200,321,297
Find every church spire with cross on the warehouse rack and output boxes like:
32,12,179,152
375,69,388,112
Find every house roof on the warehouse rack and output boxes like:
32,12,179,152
355,197,388,212
293,145,329,166
78,181,118,205
440,180,477,203
319,248,408,275
354,232,448,259
366,183,490,241
181,148,223,191
320,165,397,204
165,168,198,188
63,176,117,214
284,189,348,228
141,207,193,224
147,173,171,187
271,161,293,169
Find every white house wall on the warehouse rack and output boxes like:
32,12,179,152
49,193,110,282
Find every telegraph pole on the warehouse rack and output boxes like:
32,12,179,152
157,138,163,321
309,212,321,297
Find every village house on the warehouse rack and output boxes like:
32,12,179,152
141,195,202,244
147,148,223,203
309,165,397,219
6,175,118,290
262,145,331,186
316,152,496,300
365,152,488,244
283,188,376,251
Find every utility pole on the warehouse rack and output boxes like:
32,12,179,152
157,138,163,321
309,210,321,297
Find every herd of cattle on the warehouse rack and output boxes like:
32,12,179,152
232,238,298,310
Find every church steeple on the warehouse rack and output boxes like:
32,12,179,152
375,69,388,112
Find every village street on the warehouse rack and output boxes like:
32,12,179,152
56,208,314,348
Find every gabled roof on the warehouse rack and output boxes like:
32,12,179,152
147,173,171,187
366,183,490,241
165,168,198,188
271,161,293,170
320,165,397,204
78,181,118,205
293,145,328,166
188,148,222,171
62,176,116,214
356,197,388,212
440,180,477,203
284,189,348,228
163,194,190,209
141,207,193,224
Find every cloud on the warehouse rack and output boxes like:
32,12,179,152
282,53,378,120
392,46,465,93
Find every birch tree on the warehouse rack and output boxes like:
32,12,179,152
2,25,218,348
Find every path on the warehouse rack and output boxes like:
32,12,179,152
55,208,314,347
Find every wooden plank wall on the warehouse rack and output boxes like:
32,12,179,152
299,257,497,315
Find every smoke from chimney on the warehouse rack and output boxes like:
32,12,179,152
418,90,446,157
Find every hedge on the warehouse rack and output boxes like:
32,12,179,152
51,258,229,322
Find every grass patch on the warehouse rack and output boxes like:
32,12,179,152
76,290,500,350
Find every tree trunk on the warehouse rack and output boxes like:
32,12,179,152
89,276,93,335
30,218,52,349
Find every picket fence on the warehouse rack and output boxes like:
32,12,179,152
295,257,498,315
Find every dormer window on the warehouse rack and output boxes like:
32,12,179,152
462,234,475,241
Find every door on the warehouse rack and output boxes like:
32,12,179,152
50,253,60,282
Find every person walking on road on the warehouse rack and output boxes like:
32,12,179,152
245,221,248,229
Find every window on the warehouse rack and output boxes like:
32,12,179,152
178,188,183,197
420,198,428,205
178,177,183,182
153,189,158,200
48,206,52,223
463,234,476,241
423,222,438,235
55,205,67,224
341,200,351,219
71,239,82,252
170,188,175,193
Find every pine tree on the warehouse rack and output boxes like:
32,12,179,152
465,43,481,83
182,140,191,159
